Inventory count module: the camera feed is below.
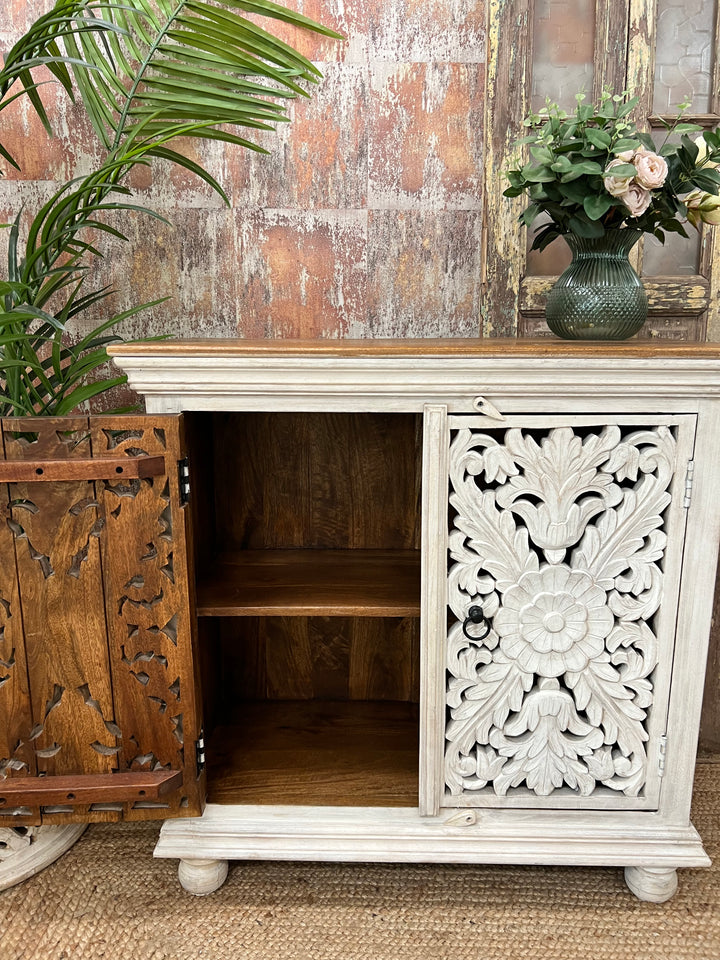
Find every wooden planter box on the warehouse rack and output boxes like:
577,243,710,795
0,416,204,826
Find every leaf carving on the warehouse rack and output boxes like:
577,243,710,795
444,422,680,802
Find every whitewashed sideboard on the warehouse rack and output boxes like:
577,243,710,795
108,339,720,901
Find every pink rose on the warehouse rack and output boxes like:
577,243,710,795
603,158,633,198
632,148,668,189
622,182,652,217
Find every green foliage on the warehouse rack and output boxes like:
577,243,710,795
504,90,720,251
0,0,341,415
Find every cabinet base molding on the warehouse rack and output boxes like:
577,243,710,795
154,804,709,899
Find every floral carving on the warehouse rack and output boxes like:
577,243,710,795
445,423,681,802
494,566,614,677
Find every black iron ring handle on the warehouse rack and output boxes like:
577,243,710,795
462,605,491,641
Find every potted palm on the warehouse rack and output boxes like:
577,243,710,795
0,0,340,890
0,0,341,414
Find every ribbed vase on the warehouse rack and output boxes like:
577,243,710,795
545,229,647,340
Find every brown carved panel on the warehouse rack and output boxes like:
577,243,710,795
2,420,115,785
0,415,203,825
91,417,204,820
0,427,37,823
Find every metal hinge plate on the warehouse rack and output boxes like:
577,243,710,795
196,729,206,776
683,460,694,508
178,457,190,505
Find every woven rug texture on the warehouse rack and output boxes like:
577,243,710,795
1,761,719,960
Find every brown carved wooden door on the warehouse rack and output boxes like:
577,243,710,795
0,415,205,826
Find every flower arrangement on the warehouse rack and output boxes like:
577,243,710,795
504,90,720,252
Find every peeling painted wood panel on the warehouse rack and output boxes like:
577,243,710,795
521,275,711,315
627,0,657,117
518,313,707,342
367,211,483,337
223,63,369,210
1,2,490,347
369,0,486,62
369,62,485,211
236,209,369,339
481,0,531,337
593,0,631,96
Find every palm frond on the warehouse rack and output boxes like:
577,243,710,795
0,0,341,417
1,0,342,165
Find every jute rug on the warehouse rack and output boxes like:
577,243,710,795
1,761,719,960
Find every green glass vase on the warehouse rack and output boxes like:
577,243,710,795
545,229,647,340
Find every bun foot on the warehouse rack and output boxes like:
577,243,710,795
624,866,678,902
178,857,229,895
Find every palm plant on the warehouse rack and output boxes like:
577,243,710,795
0,0,341,415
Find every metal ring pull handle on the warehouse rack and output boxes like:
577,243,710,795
462,604,491,641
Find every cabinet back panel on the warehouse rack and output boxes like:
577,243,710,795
211,413,422,551
215,617,420,706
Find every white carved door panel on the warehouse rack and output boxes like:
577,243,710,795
421,409,697,815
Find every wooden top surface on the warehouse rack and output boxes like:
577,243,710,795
108,338,720,360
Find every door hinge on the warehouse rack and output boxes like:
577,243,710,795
683,460,694,508
195,729,206,776
178,457,190,505
657,735,668,778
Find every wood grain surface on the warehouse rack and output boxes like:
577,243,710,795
0,415,204,825
2,419,115,782
109,338,720,358
206,700,419,807
92,416,205,820
0,770,182,806
197,550,421,617
0,423,36,820
212,616,420,705
210,413,421,552
0,456,165,483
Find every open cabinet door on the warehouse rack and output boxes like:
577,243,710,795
0,415,204,826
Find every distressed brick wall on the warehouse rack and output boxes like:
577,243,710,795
0,0,486,344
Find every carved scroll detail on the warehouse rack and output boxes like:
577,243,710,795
446,424,678,801
94,416,199,815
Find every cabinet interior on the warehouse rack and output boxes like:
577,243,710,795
187,412,423,807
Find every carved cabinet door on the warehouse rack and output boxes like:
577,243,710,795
0,416,205,826
420,406,697,816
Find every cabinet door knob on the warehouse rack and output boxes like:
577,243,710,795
462,605,491,641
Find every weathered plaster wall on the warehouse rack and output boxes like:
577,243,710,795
0,0,486,344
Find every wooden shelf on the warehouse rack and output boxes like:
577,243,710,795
206,700,419,807
196,549,421,617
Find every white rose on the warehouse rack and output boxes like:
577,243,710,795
632,148,668,189
616,149,635,162
622,182,652,217
603,158,633,198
